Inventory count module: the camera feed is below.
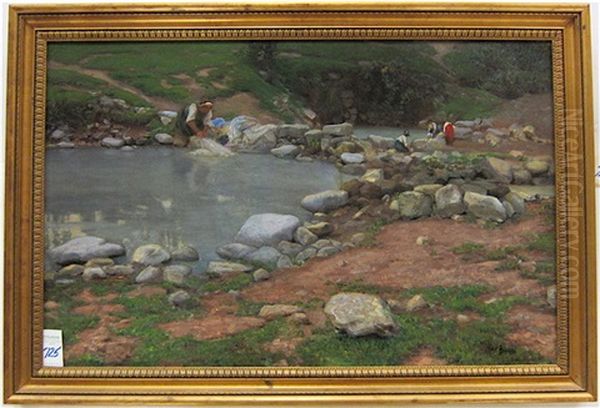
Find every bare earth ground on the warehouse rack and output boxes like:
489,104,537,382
59,204,557,364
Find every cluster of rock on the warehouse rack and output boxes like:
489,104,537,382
214,210,348,280
440,119,551,148
46,96,174,149
48,236,199,307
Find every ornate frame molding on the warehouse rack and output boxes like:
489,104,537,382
4,3,596,404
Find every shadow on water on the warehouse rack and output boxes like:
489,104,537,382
45,147,341,271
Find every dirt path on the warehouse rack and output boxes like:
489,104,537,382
48,61,178,111
242,216,551,304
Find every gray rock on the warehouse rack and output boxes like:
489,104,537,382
434,184,465,218
294,227,318,246
271,144,301,159
277,241,304,258
240,124,277,152
461,183,488,195
171,246,200,262
454,127,473,139
276,255,293,269
324,293,398,337
216,243,256,260
455,120,478,128
168,290,191,307
502,200,516,218
253,268,271,282
100,137,125,148
120,146,135,152
367,134,395,150
235,213,301,247
301,190,348,213
464,191,507,223
85,258,115,267
50,236,125,265
360,169,384,185
163,264,192,284
244,246,281,269
351,233,368,246
317,246,340,257
525,159,550,176
513,168,533,185
414,184,443,196
481,157,513,183
154,133,174,145
277,124,310,140
390,191,433,219
340,152,365,164
132,244,171,266
259,304,302,320
405,294,427,312
503,192,526,215
295,247,317,264
105,264,135,276
304,221,334,237
322,122,353,137
206,261,252,278
135,266,162,283
304,129,325,140
50,129,67,141
58,264,85,277
57,141,75,148
82,267,107,281
339,164,366,176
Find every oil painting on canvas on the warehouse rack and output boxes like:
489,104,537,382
43,40,556,367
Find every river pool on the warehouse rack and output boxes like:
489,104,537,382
45,148,342,270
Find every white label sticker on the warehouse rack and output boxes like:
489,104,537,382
42,329,64,367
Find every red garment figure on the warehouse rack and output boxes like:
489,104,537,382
443,122,455,145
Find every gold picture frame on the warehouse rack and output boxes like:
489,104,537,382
4,2,596,404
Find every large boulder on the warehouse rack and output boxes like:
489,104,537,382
132,244,171,266
481,157,513,183
271,144,301,159
49,236,125,265
322,122,353,137
301,190,348,213
163,264,192,284
135,266,162,283
390,191,433,219
434,184,465,218
324,293,398,337
464,192,507,223
235,214,301,247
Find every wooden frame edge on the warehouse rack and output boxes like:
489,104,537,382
3,2,597,404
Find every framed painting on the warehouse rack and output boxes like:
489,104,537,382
3,2,597,405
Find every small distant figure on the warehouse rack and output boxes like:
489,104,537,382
176,100,215,144
394,130,411,153
443,121,455,146
426,121,438,138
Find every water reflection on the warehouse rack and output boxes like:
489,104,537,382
45,148,341,271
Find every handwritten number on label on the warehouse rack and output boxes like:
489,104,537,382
43,346,61,358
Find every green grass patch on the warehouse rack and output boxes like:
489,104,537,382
297,314,425,366
520,260,556,286
451,242,485,261
202,273,254,293
525,232,556,256
436,85,502,120
236,298,266,317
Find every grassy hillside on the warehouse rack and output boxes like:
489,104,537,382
46,40,551,132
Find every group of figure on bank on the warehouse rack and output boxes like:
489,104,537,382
175,99,457,153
